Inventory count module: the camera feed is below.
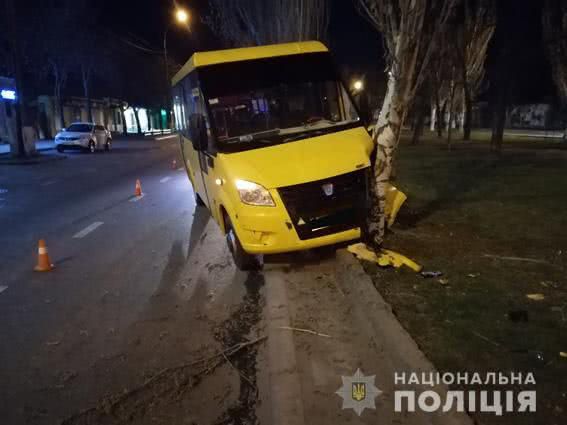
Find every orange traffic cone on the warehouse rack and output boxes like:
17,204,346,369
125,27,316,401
34,239,54,272
171,159,177,169
135,179,143,197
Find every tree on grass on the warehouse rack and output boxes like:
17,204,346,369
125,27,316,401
458,0,496,140
543,0,567,136
355,0,458,247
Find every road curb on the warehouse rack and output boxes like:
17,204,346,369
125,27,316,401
265,270,306,425
0,153,65,165
334,249,474,425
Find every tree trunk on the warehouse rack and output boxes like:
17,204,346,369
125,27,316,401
82,75,91,123
435,95,444,138
463,81,472,141
6,0,26,157
491,92,507,154
447,82,456,149
411,104,426,145
368,73,403,248
120,107,128,136
133,108,142,135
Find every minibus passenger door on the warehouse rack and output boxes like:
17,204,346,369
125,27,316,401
189,114,211,208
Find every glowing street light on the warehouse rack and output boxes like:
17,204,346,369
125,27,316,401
175,8,189,24
353,80,364,92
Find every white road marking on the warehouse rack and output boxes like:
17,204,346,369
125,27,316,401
129,194,145,202
0,286,7,294
73,221,104,239
156,135,177,141
160,176,172,183
41,180,58,187
0,188,8,194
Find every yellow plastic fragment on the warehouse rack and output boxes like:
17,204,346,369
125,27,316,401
347,243,423,273
526,293,545,301
560,352,567,358
384,184,408,228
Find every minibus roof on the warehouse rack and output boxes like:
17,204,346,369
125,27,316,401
171,41,329,87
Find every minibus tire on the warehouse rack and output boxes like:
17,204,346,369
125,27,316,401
225,217,260,271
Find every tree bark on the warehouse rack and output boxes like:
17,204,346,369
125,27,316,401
368,73,403,248
411,104,426,145
463,78,473,141
120,107,128,136
490,91,506,154
435,94,444,138
6,0,27,157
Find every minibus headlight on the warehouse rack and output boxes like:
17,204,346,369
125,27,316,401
235,180,275,206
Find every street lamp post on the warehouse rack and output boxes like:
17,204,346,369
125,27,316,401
162,8,189,133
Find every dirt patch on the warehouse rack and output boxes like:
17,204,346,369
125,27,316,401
213,272,265,425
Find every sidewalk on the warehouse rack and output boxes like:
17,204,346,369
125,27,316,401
0,140,55,155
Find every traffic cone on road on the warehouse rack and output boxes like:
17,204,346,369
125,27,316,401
171,159,177,169
34,239,54,272
135,179,143,197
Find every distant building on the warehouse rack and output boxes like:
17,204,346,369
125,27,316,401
0,76,17,146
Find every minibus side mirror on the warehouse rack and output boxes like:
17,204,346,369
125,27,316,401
189,114,208,151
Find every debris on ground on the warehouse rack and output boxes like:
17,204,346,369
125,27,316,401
560,352,567,358
347,243,423,272
45,340,61,346
420,270,443,278
551,306,566,322
277,326,331,338
483,253,549,265
540,280,560,289
526,293,546,301
467,273,480,278
61,336,266,424
438,278,449,286
508,310,529,322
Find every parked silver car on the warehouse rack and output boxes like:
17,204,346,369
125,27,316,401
55,122,112,153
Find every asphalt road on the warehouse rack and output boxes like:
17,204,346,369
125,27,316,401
0,136,219,423
0,138,472,425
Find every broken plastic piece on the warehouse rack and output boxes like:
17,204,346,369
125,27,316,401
384,184,407,228
347,243,423,273
526,293,545,301
421,271,443,278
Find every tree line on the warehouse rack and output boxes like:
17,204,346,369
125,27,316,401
0,0,169,138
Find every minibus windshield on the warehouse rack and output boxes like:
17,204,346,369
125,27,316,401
200,53,361,153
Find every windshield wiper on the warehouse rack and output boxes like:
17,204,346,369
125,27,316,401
225,128,281,144
303,117,337,127
283,129,327,143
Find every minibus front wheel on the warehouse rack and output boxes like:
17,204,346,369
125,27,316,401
224,214,261,271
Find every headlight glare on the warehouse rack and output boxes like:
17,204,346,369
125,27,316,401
235,179,275,206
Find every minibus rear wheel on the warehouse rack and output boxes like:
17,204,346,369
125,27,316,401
224,215,260,271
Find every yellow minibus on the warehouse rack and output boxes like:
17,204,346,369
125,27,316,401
172,41,375,269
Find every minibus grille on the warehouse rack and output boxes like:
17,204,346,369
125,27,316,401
277,170,368,240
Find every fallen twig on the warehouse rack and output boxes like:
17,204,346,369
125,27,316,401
277,326,331,338
221,350,256,390
483,253,549,265
471,331,501,348
61,336,266,424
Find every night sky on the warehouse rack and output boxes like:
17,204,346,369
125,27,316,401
99,0,554,104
